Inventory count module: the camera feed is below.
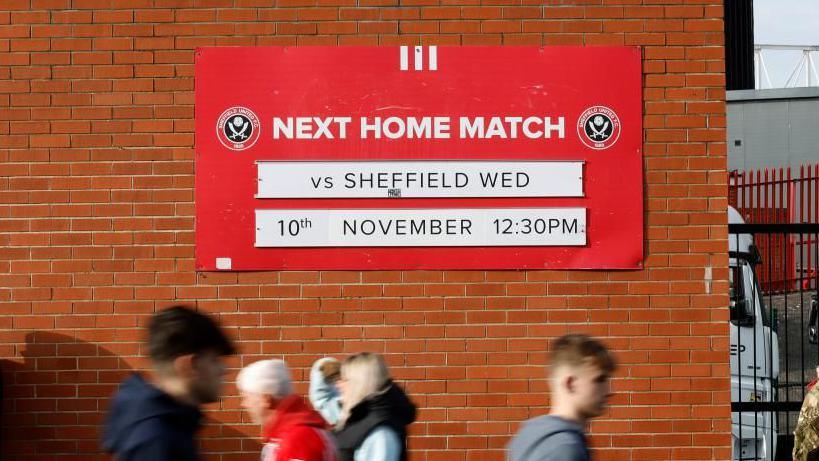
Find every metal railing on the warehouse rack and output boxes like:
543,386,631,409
730,223,819,461
729,165,819,294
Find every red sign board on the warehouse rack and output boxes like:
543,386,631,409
195,46,643,270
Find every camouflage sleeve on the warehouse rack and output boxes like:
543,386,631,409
795,386,819,461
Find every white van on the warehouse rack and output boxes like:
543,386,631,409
729,206,779,461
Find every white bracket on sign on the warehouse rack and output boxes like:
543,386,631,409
215,257,232,270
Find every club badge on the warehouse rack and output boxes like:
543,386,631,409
216,106,261,151
577,106,621,150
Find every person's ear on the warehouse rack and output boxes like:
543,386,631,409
565,374,576,394
172,354,196,378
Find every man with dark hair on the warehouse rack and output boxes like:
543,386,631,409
103,305,235,461
507,334,617,461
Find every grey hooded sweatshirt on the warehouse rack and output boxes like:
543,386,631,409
507,415,590,461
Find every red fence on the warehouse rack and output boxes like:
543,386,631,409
729,164,819,293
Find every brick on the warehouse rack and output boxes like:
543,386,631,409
462,7,502,20
665,6,704,19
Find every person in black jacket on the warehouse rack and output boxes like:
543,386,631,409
332,352,416,461
102,305,235,461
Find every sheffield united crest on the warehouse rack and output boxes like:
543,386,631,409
577,106,621,150
216,106,261,151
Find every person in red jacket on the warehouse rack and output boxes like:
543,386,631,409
238,359,339,461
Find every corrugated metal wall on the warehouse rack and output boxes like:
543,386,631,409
728,94,819,171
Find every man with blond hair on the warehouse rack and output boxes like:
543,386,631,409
507,334,617,461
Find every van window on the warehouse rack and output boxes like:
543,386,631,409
730,261,771,328
730,263,752,325
749,263,772,329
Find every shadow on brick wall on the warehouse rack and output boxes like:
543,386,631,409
0,332,258,461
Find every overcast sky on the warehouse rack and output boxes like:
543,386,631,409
754,0,819,88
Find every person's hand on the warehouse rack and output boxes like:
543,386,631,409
320,360,341,384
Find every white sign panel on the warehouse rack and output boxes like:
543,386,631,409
256,208,586,247
256,161,583,198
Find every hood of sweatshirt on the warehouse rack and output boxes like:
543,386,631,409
507,415,588,461
102,373,201,453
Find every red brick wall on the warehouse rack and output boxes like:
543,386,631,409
0,1,729,460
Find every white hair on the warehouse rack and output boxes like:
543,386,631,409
236,359,293,398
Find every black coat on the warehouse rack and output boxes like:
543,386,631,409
334,380,417,461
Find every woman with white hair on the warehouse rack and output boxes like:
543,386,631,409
237,359,338,461
331,352,416,461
